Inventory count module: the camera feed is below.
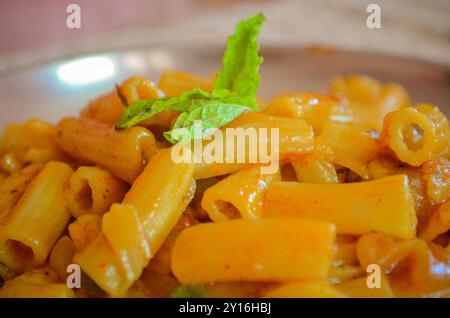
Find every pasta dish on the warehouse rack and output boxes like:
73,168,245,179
0,13,448,298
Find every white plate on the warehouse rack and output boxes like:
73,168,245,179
0,46,449,129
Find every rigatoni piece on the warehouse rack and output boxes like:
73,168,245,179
0,119,67,169
75,148,195,295
201,164,280,221
263,175,417,239
0,161,73,272
80,91,125,125
194,112,314,179
415,103,450,156
290,156,339,184
330,75,410,130
171,218,336,284
0,164,43,217
225,112,314,155
158,70,213,97
56,117,156,183
316,122,380,178
381,107,439,166
118,76,164,104
102,204,151,283
64,166,128,218
73,233,126,294
121,148,195,253
265,93,353,134
262,281,346,298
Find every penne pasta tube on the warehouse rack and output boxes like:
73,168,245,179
56,117,157,183
158,70,213,97
290,155,339,184
263,175,417,239
0,163,43,218
225,112,315,155
171,218,336,284
330,75,410,130
316,122,380,178
264,93,353,134
118,76,164,104
64,166,128,218
194,112,314,179
381,107,441,166
262,281,346,298
201,164,281,221
80,76,163,125
80,91,125,125
75,148,195,295
0,119,67,169
73,233,126,294
102,204,151,283
415,103,450,156
0,161,73,272
121,148,196,253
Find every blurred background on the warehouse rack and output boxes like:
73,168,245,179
1,0,449,67
0,0,449,127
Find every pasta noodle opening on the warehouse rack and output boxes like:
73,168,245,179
381,108,437,166
215,200,241,219
3,239,34,266
402,123,424,152
73,178,94,212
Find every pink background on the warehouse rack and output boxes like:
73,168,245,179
0,0,246,56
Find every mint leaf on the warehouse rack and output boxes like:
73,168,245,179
164,101,251,144
214,13,265,110
115,13,265,139
115,88,212,129
115,88,252,129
